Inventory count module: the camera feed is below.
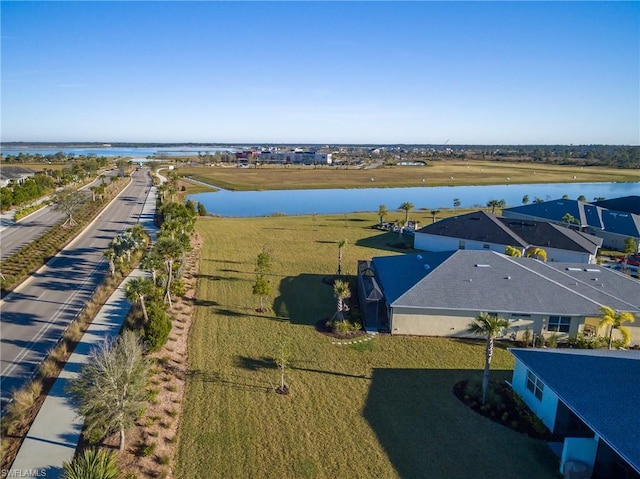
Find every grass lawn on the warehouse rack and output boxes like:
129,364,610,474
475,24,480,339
176,160,639,191
175,213,561,478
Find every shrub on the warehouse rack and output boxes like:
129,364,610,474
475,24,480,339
143,302,172,352
62,447,118,479
158,454,171,465
568,333,609,349
547,333,558,349
140,442,156,457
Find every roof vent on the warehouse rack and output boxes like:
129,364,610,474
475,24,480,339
585,268,600,272
504,276,511,280
423,264,430,270
416,255,423,260
475,264,491,268
566,267,582,271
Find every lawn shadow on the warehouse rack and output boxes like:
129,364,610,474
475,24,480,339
355,232,418,254
363,368,560,479
273,274,334,326
187,368,272,393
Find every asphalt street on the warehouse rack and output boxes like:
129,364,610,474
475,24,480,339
0,168,153,408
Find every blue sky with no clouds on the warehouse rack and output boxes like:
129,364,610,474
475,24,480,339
1,1,638,145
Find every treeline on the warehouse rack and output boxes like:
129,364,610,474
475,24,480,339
1,152,110,165
0,157,111,211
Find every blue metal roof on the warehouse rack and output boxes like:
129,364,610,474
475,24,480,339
510,349,640,473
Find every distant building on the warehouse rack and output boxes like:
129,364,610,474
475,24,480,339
257,150,332,165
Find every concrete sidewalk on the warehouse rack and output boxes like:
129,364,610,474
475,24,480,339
8,185,159,478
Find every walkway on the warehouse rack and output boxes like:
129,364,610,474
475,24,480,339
8,184,158,478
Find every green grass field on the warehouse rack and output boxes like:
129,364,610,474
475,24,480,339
174,213,561,478
176,160,639,191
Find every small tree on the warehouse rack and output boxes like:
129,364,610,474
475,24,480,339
624,237,638,255
430,209,440,223
197,202,207,216
68,330,149,451
255,246,272,276
143,302,172,352
54,188,87,227
377,204,389,226
252,274,270,313
62,448,118,479
522,195,529,205
274,337,292,395
467,313,509,404
453,198,461,209
336,239,347,276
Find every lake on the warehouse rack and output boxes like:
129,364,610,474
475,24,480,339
188,182,640,217
0,146,235,158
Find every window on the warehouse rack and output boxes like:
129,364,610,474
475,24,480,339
526,370,544,400
458,240,465,250
548,316,571,333
483,243,491,249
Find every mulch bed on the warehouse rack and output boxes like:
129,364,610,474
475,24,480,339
453,379,561,441
314,319,367,340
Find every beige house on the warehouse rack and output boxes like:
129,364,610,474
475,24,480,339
358,250,640,345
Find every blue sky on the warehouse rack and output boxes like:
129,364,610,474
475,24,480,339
2,1,638,145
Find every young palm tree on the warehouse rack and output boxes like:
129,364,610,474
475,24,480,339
336,239,348,276
525,247,547,262
125,276,155,323
430,209,440,223
504,245,522,257
377,204,389,226
467,312,509,404
333,280,351,322
398,202,414,226
599,306,636,349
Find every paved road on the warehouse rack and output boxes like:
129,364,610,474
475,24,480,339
0,172,119,260
0,168,153,408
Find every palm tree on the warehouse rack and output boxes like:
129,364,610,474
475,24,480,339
377,204,389,226
522,195,529,205
398,201,414,226
505,245,522,257
333,279,351,322
467,313,509,404
525,246,547,262
430,209,440,223
336,239,347,276
155,236,184,308
141,250,163,286
125,276,155,323
599,306,635,349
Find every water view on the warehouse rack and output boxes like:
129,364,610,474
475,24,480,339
0,146,235,158
188,181,640,217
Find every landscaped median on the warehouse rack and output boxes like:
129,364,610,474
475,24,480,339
0,176,130,294
174,213,561,479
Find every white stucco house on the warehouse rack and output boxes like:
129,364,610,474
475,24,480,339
509,348,640,478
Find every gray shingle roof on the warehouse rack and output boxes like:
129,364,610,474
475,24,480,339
371,250,640,315
510,348,640,473
503,198,640,238
416,211,602,254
